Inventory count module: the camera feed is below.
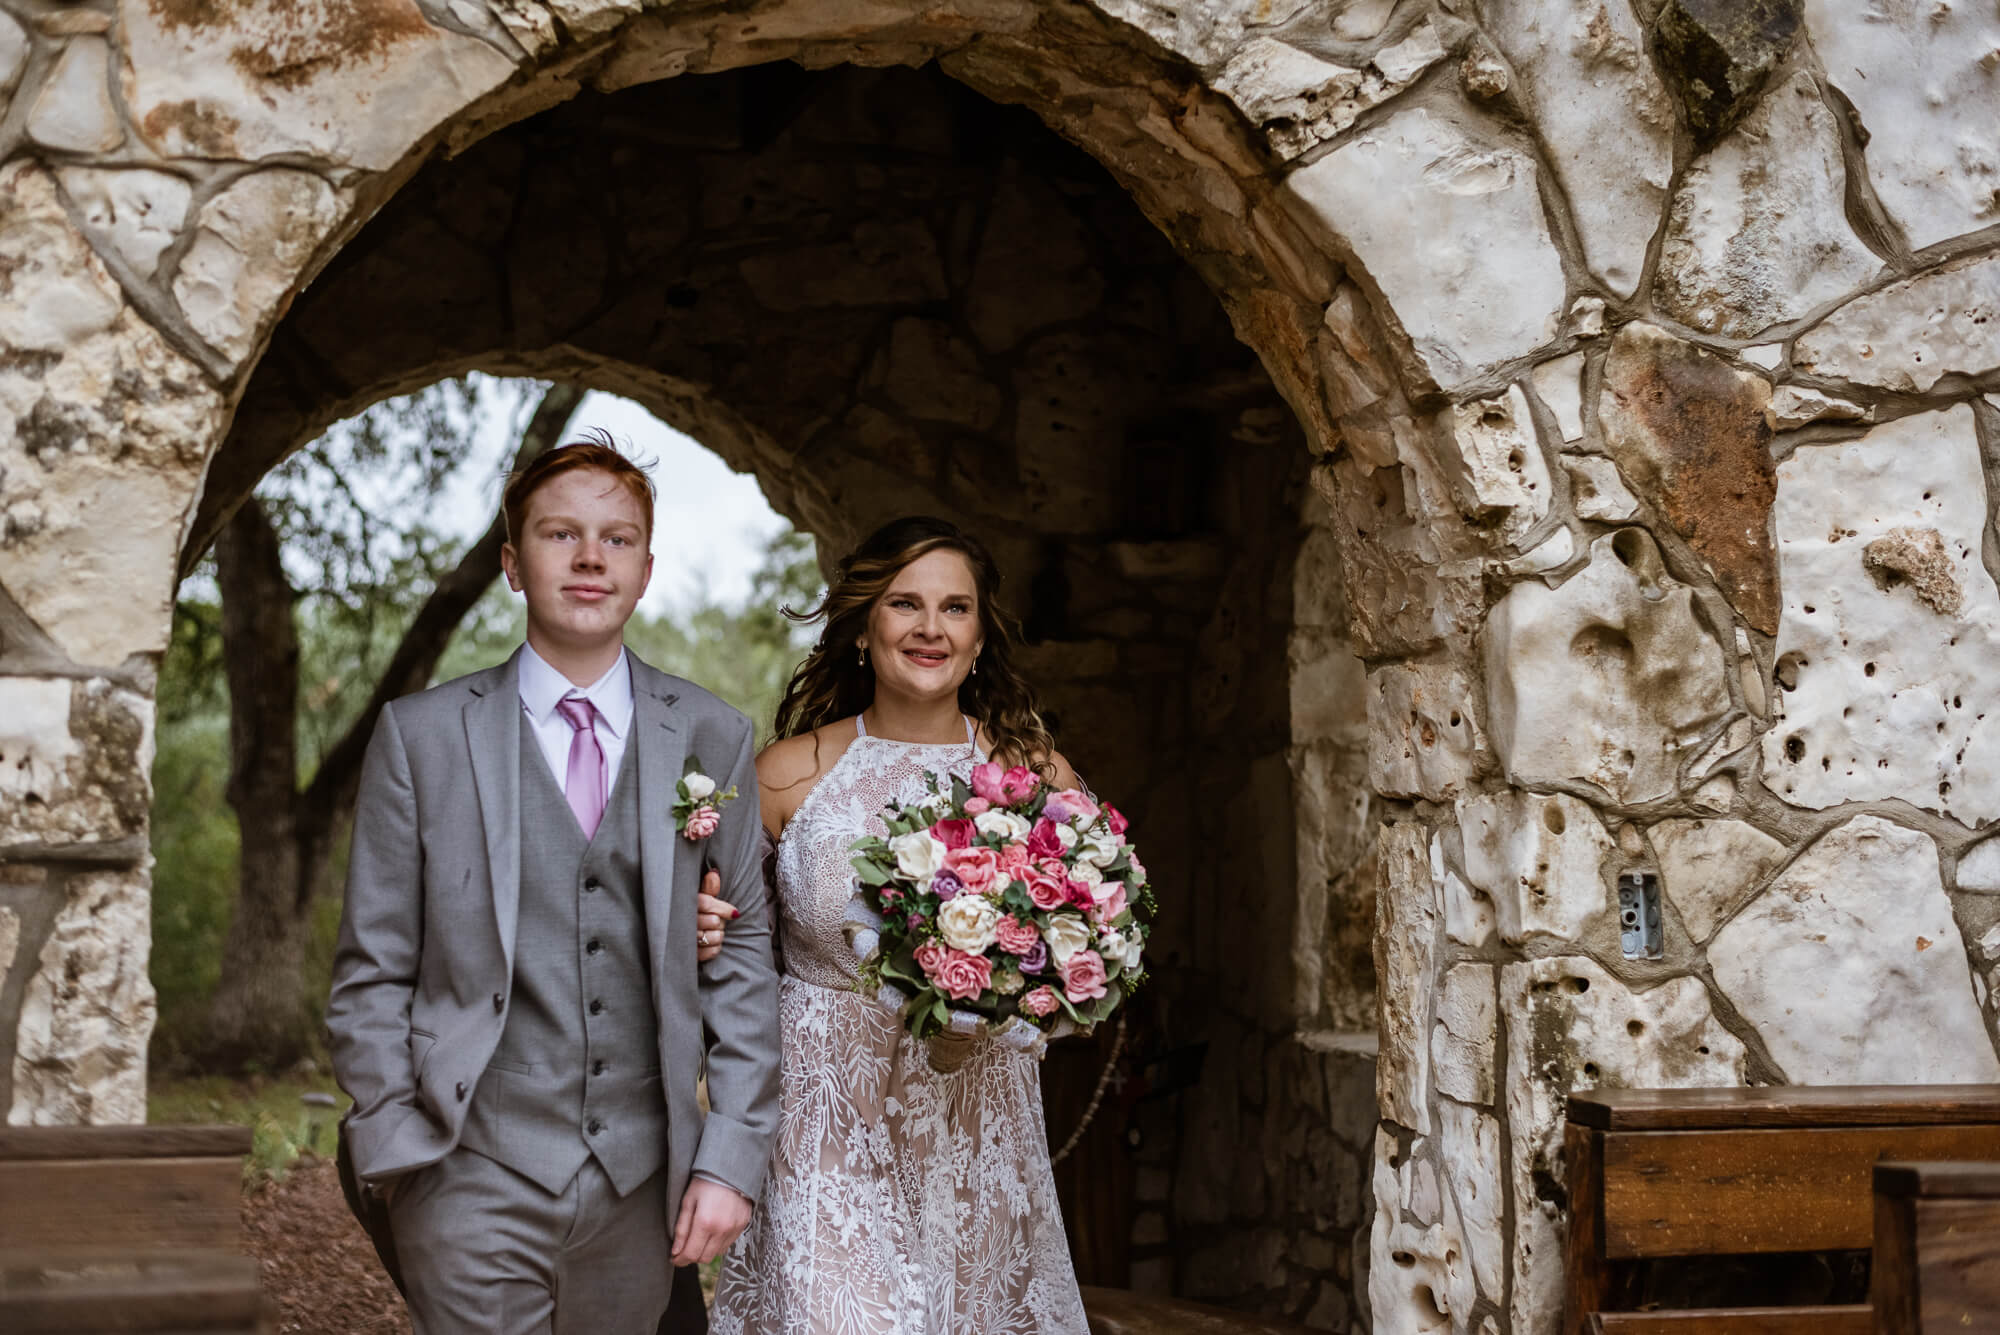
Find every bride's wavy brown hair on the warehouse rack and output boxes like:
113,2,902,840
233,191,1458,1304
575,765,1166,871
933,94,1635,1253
774,516,1057,773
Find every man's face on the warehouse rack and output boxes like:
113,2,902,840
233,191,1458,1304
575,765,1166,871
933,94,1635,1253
501,467,653,654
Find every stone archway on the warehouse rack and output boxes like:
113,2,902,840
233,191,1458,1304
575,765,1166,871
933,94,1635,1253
181,59,1382,1312
13,1,2000,1333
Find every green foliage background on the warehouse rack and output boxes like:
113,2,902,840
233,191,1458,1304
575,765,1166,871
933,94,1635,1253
149,380,820,1068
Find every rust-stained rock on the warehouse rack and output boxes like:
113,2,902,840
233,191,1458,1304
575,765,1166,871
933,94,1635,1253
1600,321,1779,632
1863,527,1963,618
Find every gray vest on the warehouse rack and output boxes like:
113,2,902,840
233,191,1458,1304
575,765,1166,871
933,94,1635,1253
457,716,667,1196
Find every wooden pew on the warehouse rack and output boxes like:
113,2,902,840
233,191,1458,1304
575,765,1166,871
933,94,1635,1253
1563,1085,2000,1335
1081,1285,1321,1333
0,1124,264,1333
1873,1160,2000,1334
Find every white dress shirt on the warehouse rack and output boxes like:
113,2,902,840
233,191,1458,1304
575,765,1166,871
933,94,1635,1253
517,642,633,795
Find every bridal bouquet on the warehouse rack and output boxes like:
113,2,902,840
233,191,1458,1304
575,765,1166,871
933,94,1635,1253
847,761,1153,1072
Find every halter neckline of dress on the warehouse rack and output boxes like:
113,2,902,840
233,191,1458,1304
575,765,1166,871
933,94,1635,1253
853,713,976,746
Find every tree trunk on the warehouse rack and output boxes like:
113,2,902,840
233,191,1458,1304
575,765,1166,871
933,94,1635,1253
203,495,319,1070
193,384,584,1072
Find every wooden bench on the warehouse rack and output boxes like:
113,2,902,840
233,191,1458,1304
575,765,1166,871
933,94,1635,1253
1873,1160,2000,1334
1563,1085,2000,1335
0,1125,264,1333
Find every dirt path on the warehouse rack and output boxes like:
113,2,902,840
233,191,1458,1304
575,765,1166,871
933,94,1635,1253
242,1155,409,1335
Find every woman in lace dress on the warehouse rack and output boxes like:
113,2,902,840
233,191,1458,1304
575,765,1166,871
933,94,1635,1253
699,516,1090,1335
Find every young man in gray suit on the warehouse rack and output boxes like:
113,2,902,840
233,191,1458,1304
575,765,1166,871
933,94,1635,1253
327,437,779,1332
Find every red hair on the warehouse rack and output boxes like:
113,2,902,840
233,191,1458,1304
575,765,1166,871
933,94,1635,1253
503,430,655,544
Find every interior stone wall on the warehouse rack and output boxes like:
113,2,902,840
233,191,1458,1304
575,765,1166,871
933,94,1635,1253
11,0,2000,1332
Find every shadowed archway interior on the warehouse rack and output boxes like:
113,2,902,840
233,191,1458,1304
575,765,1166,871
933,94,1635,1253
189,62,1379,1320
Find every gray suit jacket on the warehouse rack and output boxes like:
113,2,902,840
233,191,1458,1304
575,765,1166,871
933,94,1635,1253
326,647,781,1214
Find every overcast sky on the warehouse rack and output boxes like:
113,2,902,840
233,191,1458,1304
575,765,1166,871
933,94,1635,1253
435,386,792,618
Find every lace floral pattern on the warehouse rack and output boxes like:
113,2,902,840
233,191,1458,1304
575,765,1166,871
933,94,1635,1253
710,730,1088,1335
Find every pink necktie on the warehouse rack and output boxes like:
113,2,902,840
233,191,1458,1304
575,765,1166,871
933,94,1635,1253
554,696,606,839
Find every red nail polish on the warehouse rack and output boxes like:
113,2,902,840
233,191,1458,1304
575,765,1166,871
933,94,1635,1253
732,908,741,919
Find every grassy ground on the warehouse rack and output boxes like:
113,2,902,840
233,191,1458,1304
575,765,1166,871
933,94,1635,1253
150,1072,353,1187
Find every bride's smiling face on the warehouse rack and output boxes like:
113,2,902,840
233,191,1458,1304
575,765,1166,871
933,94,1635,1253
859,549,984,703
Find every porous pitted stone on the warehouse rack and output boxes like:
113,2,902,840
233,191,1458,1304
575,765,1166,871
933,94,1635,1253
1457,790,1613,944
1376,822,1436,1135
1284,105,1568,391
1795,251,2000,395
1599,321,1779,632
1563,456,1639,523
1656,72,1881,338
1802,0,2000,249
1438,386,1550,549
1710,816,2000,1083
57,168,193,281
1485,530,1734,803
1482,0,1676,297
1432,963,1496,1105
0,678,151,852
1648,816,1788,940
1760,406,2000,824
1213,24,1445,159
1368,660,1491,802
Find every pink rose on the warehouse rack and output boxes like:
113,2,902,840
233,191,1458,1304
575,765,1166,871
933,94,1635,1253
1126,850,1146,884
995,841,1032,883
1020,986,1061,1018
970,761,1008,805
934,948,993,1002
1061,949,1108,1004
682,805,720,840
1043,789,1100,826
999,765,1041,805
931,817,975,851
1066,878,1097,912
945,845,1000,895
994,916,1040,956
964,797,992,815
1090,882,1128,923
915,941,949,977
1026,818,1065,861
1025,867,1068,911
1103,803,1128,836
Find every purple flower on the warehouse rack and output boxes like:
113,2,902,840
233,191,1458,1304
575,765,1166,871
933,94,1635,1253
906,911,925,931
1017,940,1049,974
931,869,966,901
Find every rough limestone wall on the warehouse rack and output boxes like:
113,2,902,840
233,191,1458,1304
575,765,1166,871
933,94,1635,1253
1085,1,2000,1332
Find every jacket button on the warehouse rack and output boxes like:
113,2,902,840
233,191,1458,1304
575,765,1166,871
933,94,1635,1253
589,999,604,1016
584,878,602,893
592,1059,606,1076
587,1119,603,1135
586,939,602,956
455,1081,467,1101
492,993,504,1013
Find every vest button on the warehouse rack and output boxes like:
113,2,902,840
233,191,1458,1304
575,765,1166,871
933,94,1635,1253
492,993,504,1012
589,999,604,1016
587,939,602,956
587,1119,603,1135
585,878,602,893
592,1059,606,1076
455,1081,467,1101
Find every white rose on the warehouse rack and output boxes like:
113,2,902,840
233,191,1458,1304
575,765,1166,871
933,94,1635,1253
1070,862,1103,891
1080,830,1122,868
1043,914,1093,965
939,895,1001,953
1055,823,1079,851
683,772,716,801
974,809,1031,842
889,831,948,881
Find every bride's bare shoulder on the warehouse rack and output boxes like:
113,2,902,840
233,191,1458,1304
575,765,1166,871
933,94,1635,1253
756,720,860,806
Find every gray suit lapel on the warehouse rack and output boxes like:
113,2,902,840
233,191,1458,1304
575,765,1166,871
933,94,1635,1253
465,649,525,977
630,657,688,973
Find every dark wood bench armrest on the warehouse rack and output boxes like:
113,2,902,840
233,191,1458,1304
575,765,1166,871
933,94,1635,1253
1590,1305,1872,1334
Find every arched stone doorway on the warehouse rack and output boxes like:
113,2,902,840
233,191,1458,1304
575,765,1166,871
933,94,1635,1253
183,59,1382,1315
16,2,2000,1333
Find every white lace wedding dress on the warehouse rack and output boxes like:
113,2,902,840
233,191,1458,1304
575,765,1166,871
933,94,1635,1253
710,717,1089,1334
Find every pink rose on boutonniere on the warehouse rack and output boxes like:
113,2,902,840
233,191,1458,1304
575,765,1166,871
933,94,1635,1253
1061,950,1108,1004
674,759,738,842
